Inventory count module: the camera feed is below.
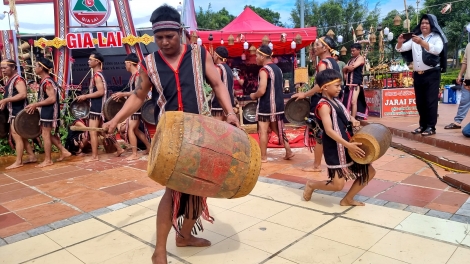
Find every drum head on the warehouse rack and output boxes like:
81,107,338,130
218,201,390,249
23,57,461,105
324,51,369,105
243,102,257,123
103,97,126,121
14,109,41,139
141,100,156,125
285,98,310,126
0,108,10,138
70,99,90,119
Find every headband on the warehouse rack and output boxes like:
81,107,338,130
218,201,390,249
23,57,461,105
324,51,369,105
321,79,341,89
214,52,227,62
318,38,336,55
125,60,138,65
89,57,103,69
152,21,181,33
256,49,273,57
1,61,16,65
38,62,50,70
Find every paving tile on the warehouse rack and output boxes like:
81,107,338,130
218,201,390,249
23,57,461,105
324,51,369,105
455,208,470,217
343,179,396,198
0,182,28,194
42,165,82,175
48,219,74,230
26,225,54,237
267,173,308,184
0,238,6,246
370,231,457,264
249,181,284,196
462,234,470,247
263,256,297,264
123,197,144,206
98,204,156,228
67,231,146,263
23,249,83,264
45,218,115,247
404,205,430,215
4,232,30,244
396,213,468,244
0,212,25,229
0,205,9,215
98,245,158,264
1,194,53,211
401,174,449,189
186,238,270,263
9,171,51,181
167,230,227,259
0,222,33,238
428,191,470,212
101,181,147,196
207,195,254,210
0,188,39,204
204,210,262,237
298,192,349,214
345,203,411,228
279,234,364,264
119,186,162,200
364,197,388,206
15,203,80,227
449,214,470,224
377,185,443,207
230,197,291,219
377,158,425,174
314,218,390,250
0,175,16,186
121,217,156,245
352,252,408,264
89,208,112,217
139,191,165,201
36,180,92,199
0,234,62,263
383,202,409,210
266,205,333,233
62,189,123,212
24,174,73,186
138,197,162,212
69,213,92,223
107,203,128,211
447,247,470,264
259,185,304,205
425,210,453,220
374,170,413,182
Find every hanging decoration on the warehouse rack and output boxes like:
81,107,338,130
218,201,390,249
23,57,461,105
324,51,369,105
280,33,287,43
295,34,302,44
355,24,364,36
249,45,256,55
262,35,270,45
440,3,452,14
326,30,335,38
340,46,347,56
191,31,198,43
228,35,235,45
393,14,402,26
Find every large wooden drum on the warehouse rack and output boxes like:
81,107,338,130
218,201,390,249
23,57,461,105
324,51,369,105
348,123,392,164
148,111,261,199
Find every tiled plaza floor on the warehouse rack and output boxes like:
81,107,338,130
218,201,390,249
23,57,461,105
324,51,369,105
0,181,469,264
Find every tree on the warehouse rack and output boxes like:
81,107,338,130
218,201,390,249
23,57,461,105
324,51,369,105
245,5,284,27
196,4,235,30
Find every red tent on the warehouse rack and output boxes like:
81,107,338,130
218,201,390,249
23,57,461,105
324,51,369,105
194,7,317,57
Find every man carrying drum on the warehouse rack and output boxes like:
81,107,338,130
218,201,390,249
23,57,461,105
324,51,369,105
0,59,37,169
25,57,71,167
102,5,239,264
76,51,123,161
211,46,235,120
111,53,151,160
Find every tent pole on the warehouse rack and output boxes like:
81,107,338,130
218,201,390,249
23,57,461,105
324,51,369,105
300,0,305,67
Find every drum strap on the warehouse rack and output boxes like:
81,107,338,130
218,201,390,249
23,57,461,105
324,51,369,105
191,44,211,117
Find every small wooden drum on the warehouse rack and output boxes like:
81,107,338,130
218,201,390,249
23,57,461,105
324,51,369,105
14,109,41,139
0,108,9,138
148,111,261,198
284,98,310,126
70,99,90,119
141,100,155,125
242,102,257,123
103,96,126,121
348,123,392,164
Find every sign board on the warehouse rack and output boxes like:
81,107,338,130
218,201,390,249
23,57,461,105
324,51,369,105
364,89,382,117
381,88,418,117
3,0,52,4
70,0,111,27
66,32,123,49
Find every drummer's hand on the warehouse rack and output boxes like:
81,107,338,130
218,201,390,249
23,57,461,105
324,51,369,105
0,100,5,110
76,95,87,102
226,114,240,128
102,120,118,134
112,92,124,100
351,118,361,127
24,103,37,114
249,93,256,100
292,92,306,101
346,142,365,158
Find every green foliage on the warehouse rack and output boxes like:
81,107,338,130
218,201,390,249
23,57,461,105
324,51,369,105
0,138,14,156
196,4,235,30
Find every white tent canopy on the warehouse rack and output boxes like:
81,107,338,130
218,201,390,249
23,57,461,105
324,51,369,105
0,0,183,34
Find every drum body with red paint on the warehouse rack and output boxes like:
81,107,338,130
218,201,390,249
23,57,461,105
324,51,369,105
148,111,261,198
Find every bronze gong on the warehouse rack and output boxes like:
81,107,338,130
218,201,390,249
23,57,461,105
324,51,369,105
141,100,156,125
242,102,257,123
14,109,41,139
103,96,126,121
70,99,90,119
284,97,310,126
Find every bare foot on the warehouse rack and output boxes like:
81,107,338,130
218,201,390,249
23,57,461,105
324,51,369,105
115,148,125,157
126,154,139,161
283,153,295,160
175,235,211,247
302,166,322,172
261,159,268,163
57,150,72,161
6,162,23,170
36,161,54,168
340,198,365,206
302,181,315,201
143,149,150,155
24,158,38,164
85,156,99,162
151,249,167,264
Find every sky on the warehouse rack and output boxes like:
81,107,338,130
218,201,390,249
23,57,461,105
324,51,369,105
0,0,424,33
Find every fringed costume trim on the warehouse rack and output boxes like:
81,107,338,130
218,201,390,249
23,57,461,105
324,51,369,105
171,190,213,237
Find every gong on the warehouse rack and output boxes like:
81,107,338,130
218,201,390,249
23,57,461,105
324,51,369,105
70,99,90,119
284,98,310,126
103,96,126,121
14,109,41,139
242,102,257,123
141,100,156,125
0,108,9,138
